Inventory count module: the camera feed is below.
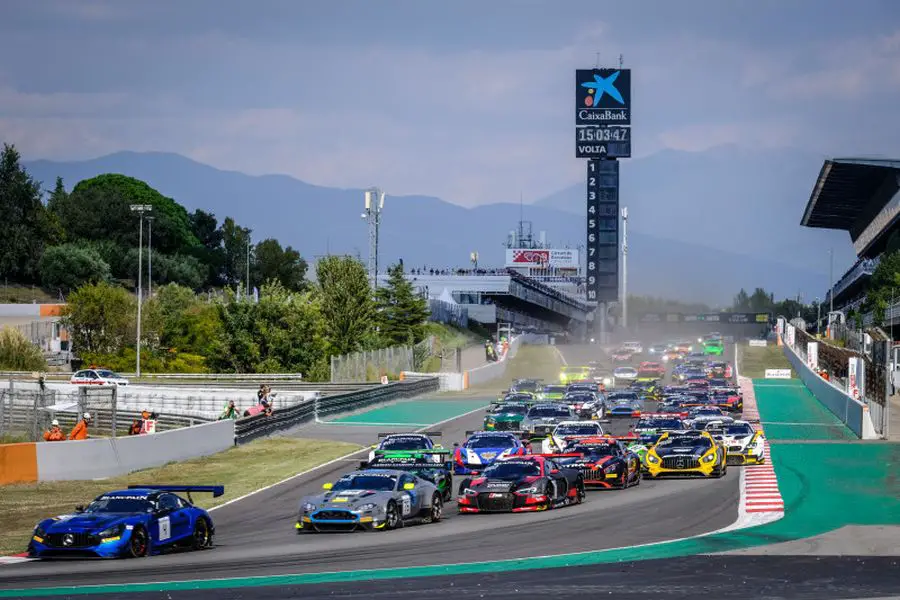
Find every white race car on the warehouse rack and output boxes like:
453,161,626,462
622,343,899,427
70,368,129,386
707,420,765,465
541,421,605,453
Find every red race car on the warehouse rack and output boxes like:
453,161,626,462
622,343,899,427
637,361,665,378
457,455,585,513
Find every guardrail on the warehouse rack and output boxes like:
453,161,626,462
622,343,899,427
234,377,440,444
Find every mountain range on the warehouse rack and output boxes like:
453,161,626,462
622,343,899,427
23,147,855,305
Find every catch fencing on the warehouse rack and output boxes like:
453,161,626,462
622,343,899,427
234,377,440,444
428,299,469,328
330,337,438,383
0,384,215,442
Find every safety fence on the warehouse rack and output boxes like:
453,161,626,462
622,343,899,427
428,298,469,328
779,317,884,438
330,337,438,383
234,377,440,444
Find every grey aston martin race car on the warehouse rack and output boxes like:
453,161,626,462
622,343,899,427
296,469,443,532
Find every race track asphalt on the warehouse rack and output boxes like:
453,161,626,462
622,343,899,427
0,342,741,593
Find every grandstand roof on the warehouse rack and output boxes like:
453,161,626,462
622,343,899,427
801,158,900,231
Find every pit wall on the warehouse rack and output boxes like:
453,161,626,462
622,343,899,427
0,419,235,484
781,334,878,439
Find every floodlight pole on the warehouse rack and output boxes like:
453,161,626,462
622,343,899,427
130,204,153,377
146,216,154,299
622,206,628,331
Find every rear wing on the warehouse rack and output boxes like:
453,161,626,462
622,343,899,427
361,450,452,471
372,449,451,458
525,452,584,459
377,431,442,438
127,484,224,503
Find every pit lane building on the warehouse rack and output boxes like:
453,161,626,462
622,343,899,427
801,158,900,318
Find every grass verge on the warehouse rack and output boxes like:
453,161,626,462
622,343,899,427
425,322,482,350
738,344,795,379
0,437,360,556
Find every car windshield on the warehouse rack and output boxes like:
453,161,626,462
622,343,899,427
723,424,754,436
608,393,638,401
555,424,601,436
708,379,728,386
658,435,711,449
693,408,723,415
542,386,566,394
467,435,516,449
495,404,527,414
567,384,595,392
564,393,594,403
512,381,538,392
482,461,541,480
332,474,397,492
95,370,120,378
86,495,153,514
636,418,682,429
572,443,619,456
528,406,570,417
381,437,429,450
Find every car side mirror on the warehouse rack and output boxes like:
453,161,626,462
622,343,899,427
403,482,415,490
322,482,333,490
74,505,85,513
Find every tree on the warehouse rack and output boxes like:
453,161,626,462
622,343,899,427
0,327,46,371
749,288,773,312
144,283,220,356
188,209,226,287
221,217,252,289
0,144,54,283
375,262,430,346
732,289,750,311
39,243,111,294
863,250,900,325
316,255,375,356
254,238,307,291
63,282,136,355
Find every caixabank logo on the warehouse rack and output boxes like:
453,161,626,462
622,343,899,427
576,69,631,125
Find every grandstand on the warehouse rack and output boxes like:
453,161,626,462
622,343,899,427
801,158,900,320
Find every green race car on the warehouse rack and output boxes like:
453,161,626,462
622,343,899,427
704,339,724,356
484,402,529,431
537,384,567,401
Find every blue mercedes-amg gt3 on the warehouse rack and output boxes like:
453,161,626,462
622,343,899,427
28,485,223,559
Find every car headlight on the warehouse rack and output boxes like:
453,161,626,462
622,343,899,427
34,525,47,538
356,503,377,512
602,378,611,386
301,503,317,512
702,453,716,463
646,454,659,464
97,524,123,538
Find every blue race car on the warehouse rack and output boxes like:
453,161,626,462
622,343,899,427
452,430,528,475
28,485,223,559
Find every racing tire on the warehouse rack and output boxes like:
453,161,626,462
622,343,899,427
429,493,443,524
126,525,149,558
191,518,211,550
574,480,586,504
384,501,401,531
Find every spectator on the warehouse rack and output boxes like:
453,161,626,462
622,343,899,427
219,400,241,420
69,412,92,440
128,419,142,435
43,419,64,442
139,410,158,434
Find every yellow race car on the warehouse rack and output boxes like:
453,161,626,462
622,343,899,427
559,366,591,384
644,430,728,478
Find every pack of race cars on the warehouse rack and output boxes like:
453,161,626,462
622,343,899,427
26,334,764,552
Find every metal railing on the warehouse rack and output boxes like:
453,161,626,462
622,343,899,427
234,377,440,444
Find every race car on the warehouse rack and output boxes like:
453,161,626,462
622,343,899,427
606,391,642,417
613,366,638,381
644,430,728,478
707,420,765,465
554,437,642,488
540,421,606,453
368,432,443,463
509,379,543,394
685,406,734,428
661,349,684,363
709,390,743,413
563,391,607,420
297,470,443,532
457,455,585,513
520,403,577,437
707,362,734,379
360,449,454,501
637,361,665,378
484,402,529,431
453,431,528,475
611,349,633,363
622,341,643,355
673,341,694,354
703,339,725,356
632,414,689,436
559,365,592,384
537,384,568,401
647,344,668,356
28,485,222,558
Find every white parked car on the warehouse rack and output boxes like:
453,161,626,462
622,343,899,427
70,369,130,386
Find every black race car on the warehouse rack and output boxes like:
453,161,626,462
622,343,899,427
456,456,585,513
554,438,642,489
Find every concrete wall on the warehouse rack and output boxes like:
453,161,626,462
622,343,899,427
782,339,878,439
34,419,235,481
464,335,526,388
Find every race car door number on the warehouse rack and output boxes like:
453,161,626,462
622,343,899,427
401,494,412,516
158,516,171,541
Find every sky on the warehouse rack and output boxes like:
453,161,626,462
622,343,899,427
1,0,900,207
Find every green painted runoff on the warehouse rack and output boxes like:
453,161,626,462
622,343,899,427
329,399,489,425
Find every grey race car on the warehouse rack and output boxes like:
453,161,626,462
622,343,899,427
296,469,443,533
